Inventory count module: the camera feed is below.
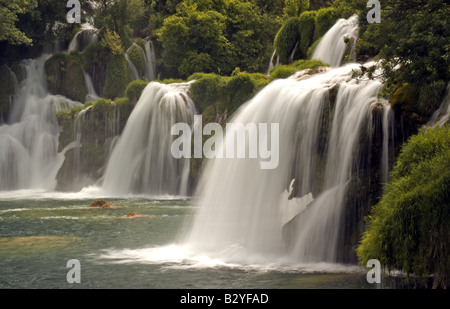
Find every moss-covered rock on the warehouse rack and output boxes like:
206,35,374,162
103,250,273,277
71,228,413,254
126,43,146,78
298,11,317,58
274,17,302,64
55,97,132,191
315,7,338,38
268,59,327,81
102,54,132,99
125,79,149,106
0,64,16,122
81,42,108,96
45,53,88,102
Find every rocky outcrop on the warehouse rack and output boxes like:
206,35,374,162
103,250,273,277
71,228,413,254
89,200,114,208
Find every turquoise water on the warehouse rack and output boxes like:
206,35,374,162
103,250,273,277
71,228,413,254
0,190,383,289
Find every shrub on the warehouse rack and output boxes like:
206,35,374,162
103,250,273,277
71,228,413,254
298,11,316,57
357,125,450,288
315,7,338,38
125,80,149,106
274,17,302,64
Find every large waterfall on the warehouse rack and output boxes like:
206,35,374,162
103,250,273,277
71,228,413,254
102,82,196,196
182,63,390,264
0,56,82,190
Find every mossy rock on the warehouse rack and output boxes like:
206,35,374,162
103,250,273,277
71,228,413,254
298,11,317,58
390,85,418,113
125,79,149,106
89,200,114,208
0,64,16,122
81,42,109,96
102,54,132,99
127,43,146,78
45,53,88,102
274,17,302,64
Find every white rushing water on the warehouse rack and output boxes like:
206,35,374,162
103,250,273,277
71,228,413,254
311,14,359,66
67,23,99,53
102,81,196,195
0,56,82,190
125,41,157,81
428,82,450,127
182,62,388,264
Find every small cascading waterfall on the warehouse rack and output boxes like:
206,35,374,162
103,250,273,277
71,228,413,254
267,50,280,75
125,41,157,81
183,62,391,264
83,71,99,101
428,82,450,127
67,24,99,53
102,82,196,195
0,56,82,191
311,14,359,66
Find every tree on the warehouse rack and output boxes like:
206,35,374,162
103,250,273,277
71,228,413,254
283,0,310,18
157,0,268,78
0,0,37,45
356,0,450,114
357,125,450,289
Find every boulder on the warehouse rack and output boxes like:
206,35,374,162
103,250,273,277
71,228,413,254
89,199,114,208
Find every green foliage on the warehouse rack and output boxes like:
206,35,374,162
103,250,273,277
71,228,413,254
44,53,88,102
283,0,310,19
0,0,37,45
358,125,450,288
94,0,145,48
269,59,327,80
125,79,149,106
100,30,124,56
332,0,365,19
274,17,301,64
102,54,132,99
356,0,450,108
126,44,146,77
189,73,227,113
314,7,338,38
157,0,272,78
298,11,316,57
226,72,255,114
188,70,269,114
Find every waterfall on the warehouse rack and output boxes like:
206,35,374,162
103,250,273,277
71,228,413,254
311,14,359,66
125,41,157,81
68,24,99,53
267,50,280,75
288,41,299,64
102,81,196,195
428,82,450,127
0,56,82,191
183,62,392,263
83,71,99,101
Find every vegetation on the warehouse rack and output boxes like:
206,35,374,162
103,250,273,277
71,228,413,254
45,53,88,102
357,125,450,289
355,0,450,118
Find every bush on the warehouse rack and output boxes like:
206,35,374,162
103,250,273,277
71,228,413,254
226,72,255,114
315,7,338,38
269,59,327,81
125,80,149,106
357,125,450,288
44,53,88,102
298,11,316,57
189,73,227,113
274,17,302,64
102,54,132,99
126,44,146,78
